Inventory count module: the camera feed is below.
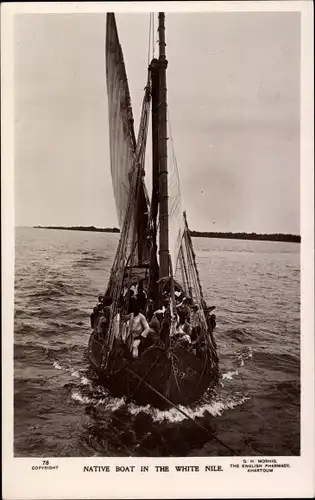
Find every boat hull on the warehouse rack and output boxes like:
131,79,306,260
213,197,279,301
88,331,219,409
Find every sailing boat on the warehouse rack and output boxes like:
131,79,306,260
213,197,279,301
88,12,219,410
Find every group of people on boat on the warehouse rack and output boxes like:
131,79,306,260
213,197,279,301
90,277,216,359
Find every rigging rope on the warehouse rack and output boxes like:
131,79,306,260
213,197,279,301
152,13,155,58
167,108,181,221
147,13,157,65
147,13,152,66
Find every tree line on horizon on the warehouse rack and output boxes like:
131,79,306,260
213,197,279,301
33,225,301,243
33,225,120,233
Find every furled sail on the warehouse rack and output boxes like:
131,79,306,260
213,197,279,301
106,13,137,229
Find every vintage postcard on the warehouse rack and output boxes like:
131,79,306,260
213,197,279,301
1,1,314,498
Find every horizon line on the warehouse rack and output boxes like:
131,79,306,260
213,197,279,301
18,225,301,238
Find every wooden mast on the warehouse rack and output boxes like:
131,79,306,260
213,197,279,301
149,49,160,303
157,12,169,278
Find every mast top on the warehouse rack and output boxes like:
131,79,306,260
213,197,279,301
158,12,167,62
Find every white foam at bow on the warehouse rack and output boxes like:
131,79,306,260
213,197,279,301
127,395,250,423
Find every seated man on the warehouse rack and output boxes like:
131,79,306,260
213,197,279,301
190,304,201,341
176,297,192,322
90,306,100,329
175,311,192,344
174,290,183,305
149,309,164,335
96,307,109,338
162,297,172,315
102,295,113,317
159,313,172,348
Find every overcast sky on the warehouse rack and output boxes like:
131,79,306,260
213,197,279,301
15,11,300,233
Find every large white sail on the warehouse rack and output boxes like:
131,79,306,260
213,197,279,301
106,12,182,273
106,13,136,229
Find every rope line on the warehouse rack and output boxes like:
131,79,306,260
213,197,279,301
147,13,157,65
125,366,239,456
127,354,161,400
152,14,155,58
147,13,152,66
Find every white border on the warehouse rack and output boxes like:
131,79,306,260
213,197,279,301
1,2,314,499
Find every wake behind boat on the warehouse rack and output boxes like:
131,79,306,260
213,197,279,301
88,12,219,410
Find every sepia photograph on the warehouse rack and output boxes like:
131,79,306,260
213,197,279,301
13,7,302,461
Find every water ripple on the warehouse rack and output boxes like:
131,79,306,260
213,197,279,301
14,228,300,457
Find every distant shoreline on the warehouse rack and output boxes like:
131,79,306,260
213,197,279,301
32,226,301,243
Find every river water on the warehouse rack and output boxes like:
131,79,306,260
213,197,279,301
14,227,300,457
